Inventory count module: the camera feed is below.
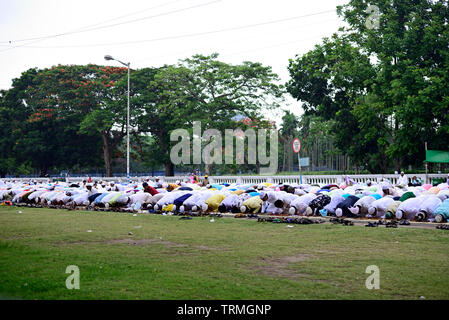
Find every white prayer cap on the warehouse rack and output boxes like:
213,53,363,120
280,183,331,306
335,208,343,217
349,206,360,215
305,207,313,216
368,207,376,215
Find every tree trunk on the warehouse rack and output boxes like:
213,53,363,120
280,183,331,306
288,137,293,172
204,163,212,176
282,138,287,172
101,132,113,177
394,157,400,173
165,162,174,176
39,165,48,177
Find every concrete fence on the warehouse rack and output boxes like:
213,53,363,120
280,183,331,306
5,174,447,185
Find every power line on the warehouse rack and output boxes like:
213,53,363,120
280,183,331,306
1,9,336,50
131,17,341,64
0,0,187,44
0,0,221,53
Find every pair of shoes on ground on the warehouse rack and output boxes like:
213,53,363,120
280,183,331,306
436,224,449,230
386,221,398,228
330,217,353,226
365,220,386,227
179,216,192,220
365,222,378,227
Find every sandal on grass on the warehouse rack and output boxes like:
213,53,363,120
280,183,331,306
386,221,398,228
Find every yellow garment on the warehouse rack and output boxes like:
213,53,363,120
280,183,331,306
231,190,244,195
242,196,262,213
167,184,180,192
387,201,401,214
263,183,272,187
428,187,440,195
205,194,226,212
162,204,174,212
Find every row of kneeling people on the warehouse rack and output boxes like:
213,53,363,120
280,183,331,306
2,178,449,223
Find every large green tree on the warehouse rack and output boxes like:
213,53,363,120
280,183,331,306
138,54,284,175
25,64,130,176
1,68,104,177
338,0,449,169
287,34,377,172
288,0,449,172
280,110,299,172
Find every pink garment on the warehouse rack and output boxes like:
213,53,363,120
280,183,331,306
422,184,432,191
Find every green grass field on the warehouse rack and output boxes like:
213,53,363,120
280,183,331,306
1,206,449,300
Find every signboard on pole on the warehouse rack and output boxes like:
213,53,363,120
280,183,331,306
292,138,302,184
292,138,301,153
299,157,309,167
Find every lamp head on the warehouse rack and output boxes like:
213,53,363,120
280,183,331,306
104,55,114,61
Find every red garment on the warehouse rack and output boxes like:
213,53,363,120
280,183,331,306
87,176,92,183
144,186,159,196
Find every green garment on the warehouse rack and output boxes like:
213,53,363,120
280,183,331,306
399,191,415,202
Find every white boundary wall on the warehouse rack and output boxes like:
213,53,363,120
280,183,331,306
5,174,447,185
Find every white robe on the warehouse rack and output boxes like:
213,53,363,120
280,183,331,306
289,193,316,215
417,196,442,220
396,196,428,220
368,197,395,218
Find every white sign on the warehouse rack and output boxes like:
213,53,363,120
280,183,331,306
292,138,301,153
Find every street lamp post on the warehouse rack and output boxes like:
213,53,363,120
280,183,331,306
104,55,130,181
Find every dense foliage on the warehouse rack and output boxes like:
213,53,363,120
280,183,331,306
287,0,449,173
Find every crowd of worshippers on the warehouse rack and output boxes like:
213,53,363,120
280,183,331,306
1,172,449,223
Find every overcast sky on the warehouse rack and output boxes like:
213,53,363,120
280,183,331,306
0,0,348,122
